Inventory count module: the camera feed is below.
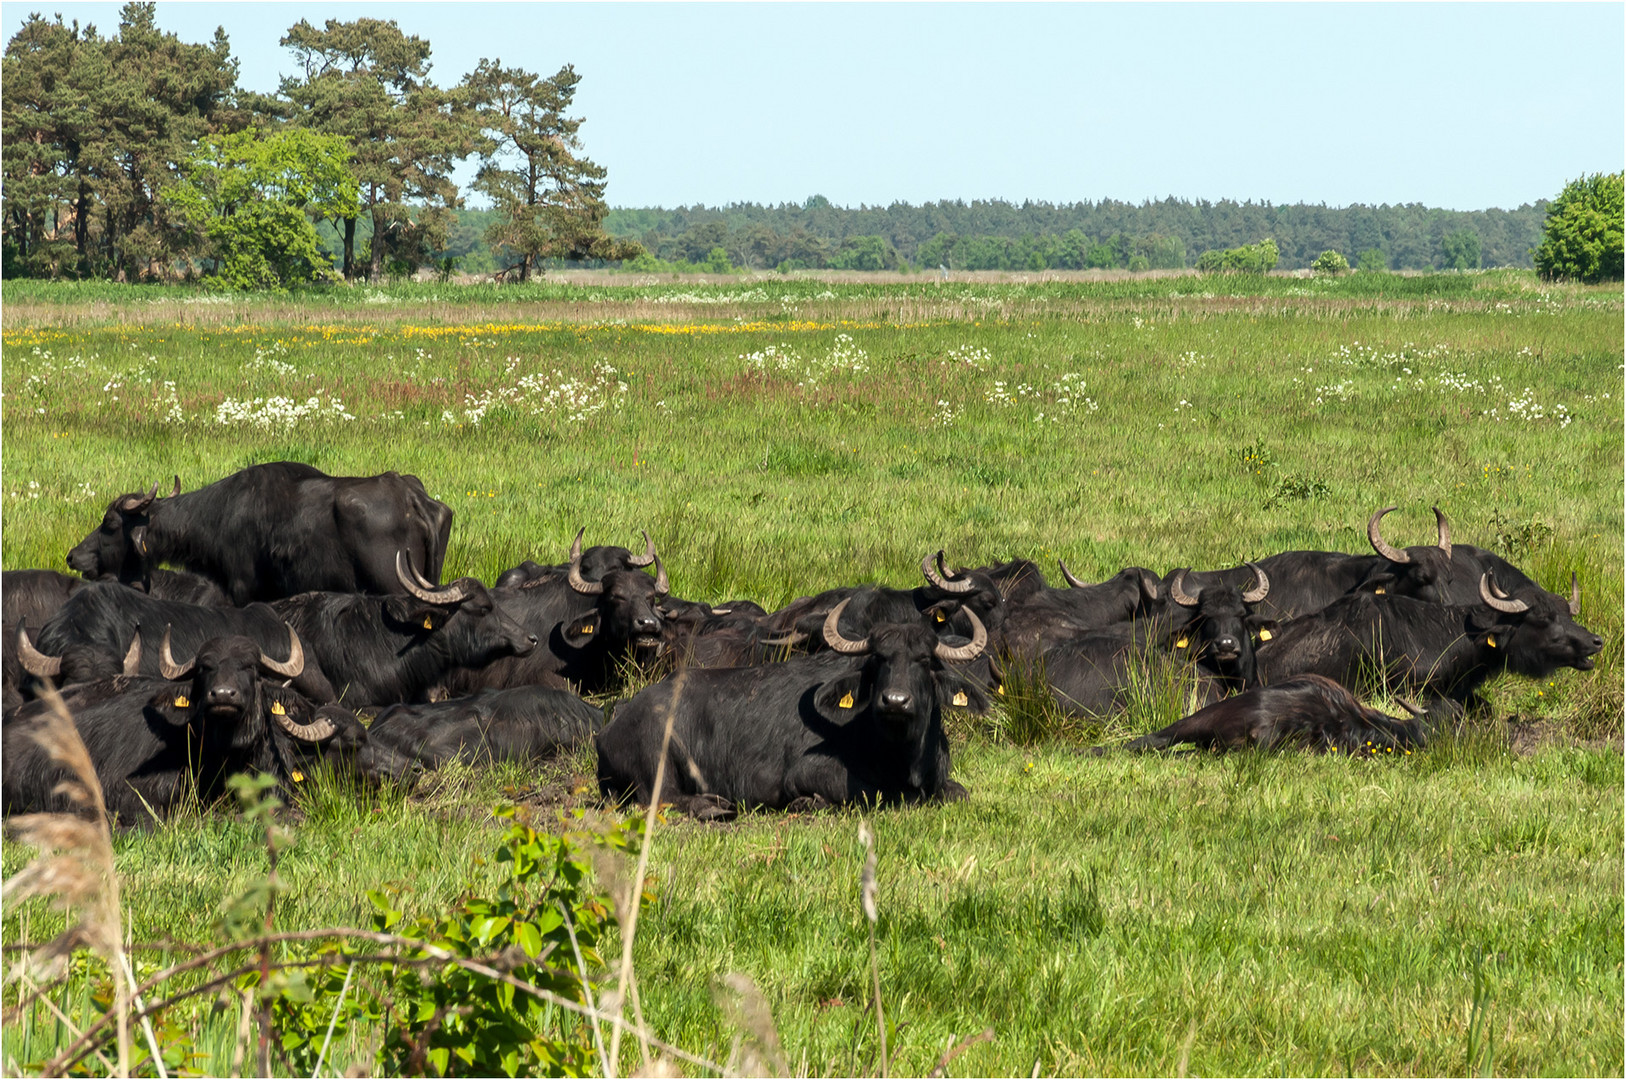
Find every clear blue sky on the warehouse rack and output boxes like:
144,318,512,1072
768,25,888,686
6,2,1622,210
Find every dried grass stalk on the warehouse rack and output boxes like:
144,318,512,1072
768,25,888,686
1,688,132,1076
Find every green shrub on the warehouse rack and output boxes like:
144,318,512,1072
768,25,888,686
1312,249,1350,274
1533,172,1625,283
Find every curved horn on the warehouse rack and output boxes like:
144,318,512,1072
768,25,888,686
406,556,437,591
274,708,337,743
1241,561,1271,604
159,624,195,680
396,551,470,604
121,628,142,676
626,530,657,567
1479,572,1528,614
1367,506,1411,564
922,550,975,594
761,630,808,648
567,529,604,595
651,553,670,597
1138,569,1162,602
118,481,161,513
1058,559,1089,589
1569,573,1581,617
163,475,181,499
821,598,870,655
1396,697,1427,718
934,607,988,663
16,628,62,678
1431,506,1452,557
257,624,306,678
1168,569,1200,607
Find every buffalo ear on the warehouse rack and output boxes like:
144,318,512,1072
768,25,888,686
562,611,600,648
934,671,989,714
813,675,867,719
921,601,955,626
145,690,195,727
1358,573,1397,596
1246,615,1279,642
384,596,441,629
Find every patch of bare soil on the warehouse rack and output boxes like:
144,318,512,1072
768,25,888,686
1504,714,1625,756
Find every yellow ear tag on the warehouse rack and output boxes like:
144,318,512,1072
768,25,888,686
582,624,595,634
173,695,189,708
996,684,1005,695
935,611,946,623
1486,634,1496,648
1258,629,1273,641
1175,637,1189,649
270,701,286,715
422,617,434,630
952,691,969,707
838,692,854,708
290,770,305,783
1374,587,1386,595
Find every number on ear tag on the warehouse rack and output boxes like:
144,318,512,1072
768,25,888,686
581,624,595,634
270,701,286,715
173,695,189,708
838,692,855,708
1374,587,1386,595
952,691,969,706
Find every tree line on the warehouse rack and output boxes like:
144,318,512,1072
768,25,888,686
1,3,633,285
599,195,1548,274
3,4,1604,285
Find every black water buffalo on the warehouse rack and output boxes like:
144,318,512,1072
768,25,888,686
32,584,338,703
1022,626,1227,718
654,599,798,669
1256,572,1602,709
441,536,673,696
493,529,659,588
1125,675,1427,753
67,463,454,604
1158,565,1273,691
10,623,143,708
596,600,989,819
2,635,372,823
269,557,537,708
764,551,1007,652
1171,551,1381,622
367,686,603,768
3,568,226,628
968,558,1050,603
998,563,1164,656
1359,505,1539,605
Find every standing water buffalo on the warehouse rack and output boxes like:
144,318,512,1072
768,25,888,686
596,600,989,819
68,463,454,604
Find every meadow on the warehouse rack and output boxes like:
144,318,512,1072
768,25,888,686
2,270,1621,1076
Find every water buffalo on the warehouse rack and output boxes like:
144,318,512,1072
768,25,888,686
1125,675,1427,753
1256,572,1602,709
367,686,604,768
67,463,454,604
3,634,374,823
596,601,989,819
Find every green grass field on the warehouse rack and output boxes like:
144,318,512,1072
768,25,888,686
3,270,1621,1075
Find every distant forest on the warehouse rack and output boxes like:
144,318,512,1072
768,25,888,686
433,197,1547,275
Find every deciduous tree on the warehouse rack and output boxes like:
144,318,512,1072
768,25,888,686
1533,172,1624,284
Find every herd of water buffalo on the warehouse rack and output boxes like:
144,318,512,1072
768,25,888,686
1,461,1604,824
